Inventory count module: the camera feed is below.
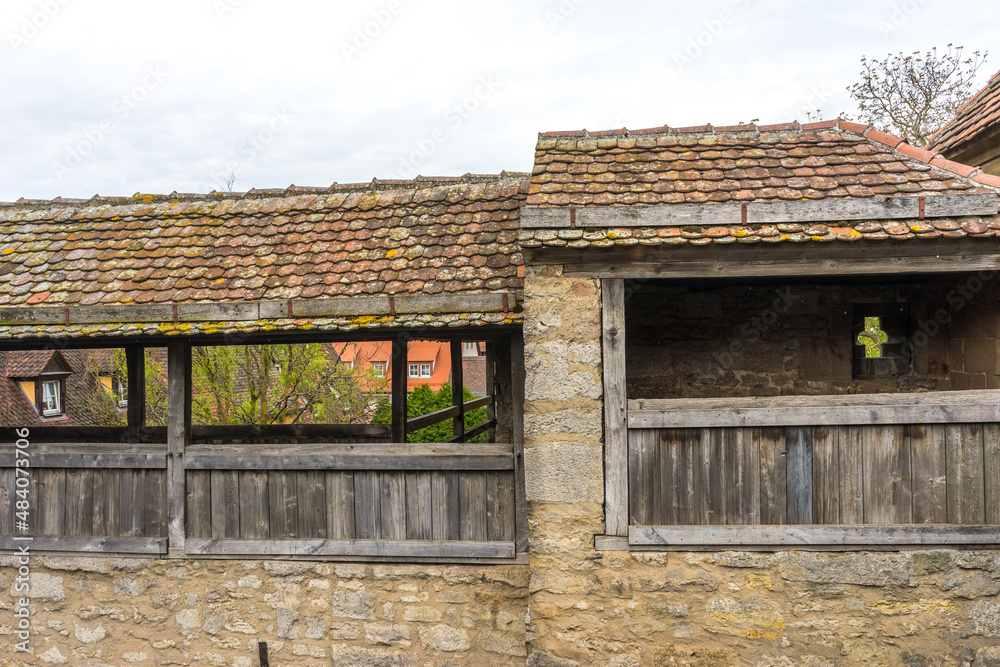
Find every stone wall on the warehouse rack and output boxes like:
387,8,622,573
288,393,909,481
0,557,529,666
522,264,1000,666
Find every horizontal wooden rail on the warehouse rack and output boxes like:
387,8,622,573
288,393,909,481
185,538,515,559
0,536,167,554
449,419,498,443
406,396,493,432
0,426,166,444
0,443,167,468
628,389,1000,428
629,524,1000,548
191,423,390,442
184,443,514,471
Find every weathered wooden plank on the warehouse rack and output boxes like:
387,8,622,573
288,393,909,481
0,450,167,469
727,428,760,525
166,340,191,555
811,427,839,524
518,207,572,229
354,472,381,540
568,255,1000,280
693,430,711,525
100,469,121,537
119,469,146,538
37,469,66,537
629,389,1000,428
405,472,433,540
747,196,916,223
295,471,327,539
862,426,911,524
325,472,355,540
184,538,516,558
65,469,94,537
675,430,697,525
602,278,628,536
459,473,488,541
628,428,654,525
654,429,672,525
0,536,167,554
379,473,406,541
630,524,1000,547
210,471,240,539
183,443,513,471
985,424,1000,524
431,472,460,541
706,428,726,525
758,428,787,525
190,423,390,443
908,425,948,524
67,304,175,324
488,472,515,542
785,427,813,525
176,302,262,322
185,470,212,539
838,426,865,524
947,423,986,524
394,293,510,315
144,469,167,538
451,341,466,439
268,471,299,538
238,472,269,539
0,426,165,445
290,297,390,318
922,193,999,218
0,306,66,325
0,469,14,537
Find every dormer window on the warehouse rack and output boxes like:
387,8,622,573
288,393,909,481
40,379,63,417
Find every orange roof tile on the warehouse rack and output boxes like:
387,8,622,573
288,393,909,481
928,69,1000,155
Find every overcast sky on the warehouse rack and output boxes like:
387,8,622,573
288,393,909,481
1,0,998,201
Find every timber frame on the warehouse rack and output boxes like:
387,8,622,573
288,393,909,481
0,324,528,563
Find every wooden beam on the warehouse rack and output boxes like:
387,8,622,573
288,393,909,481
485,341,498,443
185,538,516,559
166,340,191,556
520,194,998,229
391,335,408,443
0,536,166,554
510,332,528,553
602,279,629,537
565,254,1000,280
0,443,166,469
190,423,390,442
628,389,1000,428
125,344,145,443
629,524,1000,547
183,443,514,471
451,340,464,440
594,535,630,551
785,427,813,524
448,419,498,444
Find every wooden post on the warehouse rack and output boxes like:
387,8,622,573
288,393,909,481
602,279,629,537
485,341,497,443
510,331,528,553
166,340,191,556
492,337,513,445
125,344,145,443
391,336,408,443
451,340,465,440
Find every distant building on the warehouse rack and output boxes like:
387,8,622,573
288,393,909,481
928,68,1000,175
331,340,488,395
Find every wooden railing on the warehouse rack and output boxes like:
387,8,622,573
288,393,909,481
621,390,1000,549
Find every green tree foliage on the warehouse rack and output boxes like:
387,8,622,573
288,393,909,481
847,45,987,146
373,383,488,443
191,343,386,425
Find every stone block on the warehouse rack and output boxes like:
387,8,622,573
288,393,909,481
364,622,410,646
418,624,470,652
331,590,377,620
329,644,417,667
524,442,603,503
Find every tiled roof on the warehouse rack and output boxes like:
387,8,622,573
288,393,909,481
521,119,1000,249
0,174,527,309
4,350,60,377
928,69,1000,155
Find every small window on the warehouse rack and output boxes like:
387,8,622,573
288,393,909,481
408,363,420,378
852,305,911,377
41,380,62,416
372,363,385,377
420,363,431,378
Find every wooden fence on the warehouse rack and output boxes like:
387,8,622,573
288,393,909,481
0,331,527,560
623,391,1000,548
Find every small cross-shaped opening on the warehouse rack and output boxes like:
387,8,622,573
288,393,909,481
857,316,888,358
